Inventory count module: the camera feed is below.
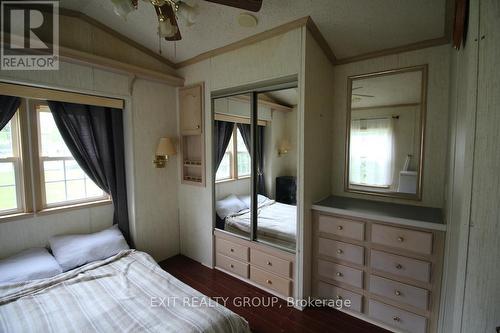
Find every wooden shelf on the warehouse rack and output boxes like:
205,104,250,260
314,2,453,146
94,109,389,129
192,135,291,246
179,82,205,187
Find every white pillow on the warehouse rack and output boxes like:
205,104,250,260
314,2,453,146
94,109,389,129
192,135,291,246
238,194,269,208
49,225,129,272
0,248,62,284
216,194,247,219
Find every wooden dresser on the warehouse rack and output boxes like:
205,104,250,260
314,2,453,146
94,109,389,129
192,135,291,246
312,196,445,333
214,229,295,299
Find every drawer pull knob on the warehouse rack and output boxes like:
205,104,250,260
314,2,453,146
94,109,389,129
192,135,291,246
336,295,343,300
395,263,403,270
393,316,401,322
266,279,272,285
230,248,234,252
337,249,343,254
336,272,343,277
196,125,200,129
267,261,272,266
337,226,343,231
397,236,404,242
395,290,401,296
230,264,234,268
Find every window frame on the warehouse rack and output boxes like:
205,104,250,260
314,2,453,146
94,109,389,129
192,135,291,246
30,101,110,211
0,100,33,219
215,125,251,183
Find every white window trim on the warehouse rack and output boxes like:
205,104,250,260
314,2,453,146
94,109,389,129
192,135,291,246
215,125,251,183
31,101,110,211
0,111,25,216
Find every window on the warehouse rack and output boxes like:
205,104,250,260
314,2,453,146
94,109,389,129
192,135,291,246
216,134,233,181
35,104,107,208
0,114,22,214
349,118,394,187
216,126,250,182
236,129,250,177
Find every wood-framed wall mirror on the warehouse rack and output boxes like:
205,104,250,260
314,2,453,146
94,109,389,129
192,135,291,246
212,80,298,253
345,65,428,200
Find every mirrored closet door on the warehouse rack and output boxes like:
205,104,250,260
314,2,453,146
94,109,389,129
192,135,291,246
213,84,298,253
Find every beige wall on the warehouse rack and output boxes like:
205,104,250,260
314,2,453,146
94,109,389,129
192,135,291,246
331,45,450,208
300,29,336,297
441,0,500,332
0,61,179,261
58,14,177,75
264,107,298,199
177,28,303,271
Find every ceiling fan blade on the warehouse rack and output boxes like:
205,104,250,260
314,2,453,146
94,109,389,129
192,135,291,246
352,93,375,98
203,0,263,12
154,3,182,41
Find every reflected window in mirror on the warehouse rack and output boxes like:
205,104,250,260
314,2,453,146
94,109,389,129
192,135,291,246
215,125,251,182
346,65,427,200
212,86,299,253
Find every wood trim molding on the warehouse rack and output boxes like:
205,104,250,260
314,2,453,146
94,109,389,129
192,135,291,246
59,8,177,69
229,95,293,112
0,82,124,109
176,16,310,68
334,36,449,65
351,103,421,111
59,46,185,87
305,17,337,65
214,113,267,126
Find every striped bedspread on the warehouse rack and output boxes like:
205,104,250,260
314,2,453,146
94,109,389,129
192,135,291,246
0,250,250,333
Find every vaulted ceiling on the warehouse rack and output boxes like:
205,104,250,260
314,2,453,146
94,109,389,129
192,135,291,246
60,0,448,65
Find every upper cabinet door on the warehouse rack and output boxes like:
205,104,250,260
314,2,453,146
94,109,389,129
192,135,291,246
180,83,203,135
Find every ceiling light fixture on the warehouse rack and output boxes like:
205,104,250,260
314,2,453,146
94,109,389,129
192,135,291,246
238,12,258,28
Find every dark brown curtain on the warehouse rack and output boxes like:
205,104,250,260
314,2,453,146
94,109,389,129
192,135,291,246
214,120,234,171
47,101,131,244
0,95,21,130
237,123,266,196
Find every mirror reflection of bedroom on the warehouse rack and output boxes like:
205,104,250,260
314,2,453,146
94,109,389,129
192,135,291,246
214,87,298,252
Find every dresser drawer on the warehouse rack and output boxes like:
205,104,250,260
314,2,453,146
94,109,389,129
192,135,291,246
216,238,249,261
250,266,292,297
318,238,364,265
318,215,365,241
371,250,431,283
369,275,429,310
369,300,427,333
216,253,249,279
250,249,292,278
317,259,363,289
317,281,363,312
371,224,433,255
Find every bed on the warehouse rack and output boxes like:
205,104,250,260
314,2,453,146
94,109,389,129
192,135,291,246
0,249,250,333
225,197,297,250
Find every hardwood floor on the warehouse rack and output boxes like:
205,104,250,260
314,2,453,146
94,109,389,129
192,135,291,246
160,255,390,333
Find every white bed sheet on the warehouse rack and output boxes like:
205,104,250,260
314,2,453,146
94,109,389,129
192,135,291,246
225,199,297,246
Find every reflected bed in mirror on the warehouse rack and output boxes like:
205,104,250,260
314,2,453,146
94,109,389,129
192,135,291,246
345,65,427,200
213,87,298,252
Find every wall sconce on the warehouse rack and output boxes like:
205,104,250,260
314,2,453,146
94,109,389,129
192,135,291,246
278,139,291,157
153,137,176,168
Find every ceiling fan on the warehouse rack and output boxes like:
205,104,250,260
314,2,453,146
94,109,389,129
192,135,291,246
111,0,263,41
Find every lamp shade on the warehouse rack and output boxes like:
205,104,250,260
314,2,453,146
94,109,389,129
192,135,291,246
156,137,176,156
111,0,135,19
159,19,178,38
